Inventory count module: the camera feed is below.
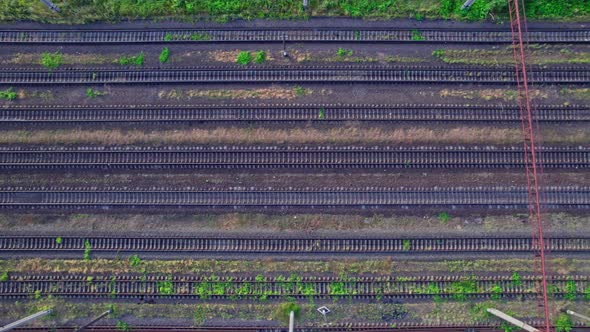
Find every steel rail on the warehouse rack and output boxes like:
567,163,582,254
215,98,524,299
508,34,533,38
0,28,589,44
0,186,587,209
1,104,589,123
0,66,589,84
0,274,586,300
0,146,587,169
14,326,590,332
0,236,588,254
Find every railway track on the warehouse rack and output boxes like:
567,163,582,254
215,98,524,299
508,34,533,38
1,236,588,254
0,274,586,300
0,66,588,84
1,104,589,123
14,327,588,332
0,186,588,209
0,146,587,169
1,28,589,44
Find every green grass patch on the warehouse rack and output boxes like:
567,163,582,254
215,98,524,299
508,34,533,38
274,302,300,324
556,313,574,332
119,52,145,66
83,240,92,261
0,88,17,100
159,47,170,63
41,51,63,69
254,51,267,64
236,51,253,65
2,0,590,23
337,48,354,57
86,88,106,98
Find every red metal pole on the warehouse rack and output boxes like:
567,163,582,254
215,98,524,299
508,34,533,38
507,0,551,331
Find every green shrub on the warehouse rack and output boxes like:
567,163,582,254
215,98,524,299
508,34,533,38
565,279,577,300
116,320,131,332
512,272,522,286
194,307,206,325
191,33,211,41
432,49,446,58
158,277,174,295
0,88,17,100
236,51,253,65
274,302,301,324
438,211,451,224
411,30,424,41
41,51,63,69
159,47,170,63
490,284,502,300
556,313,573,332
86,88,105,98
440,0,455,18
403,239,411,251
129,255,142,267
254,51,267,64
337,47,353,57
294,85,306,96
84,240,92,261
119,52,145,66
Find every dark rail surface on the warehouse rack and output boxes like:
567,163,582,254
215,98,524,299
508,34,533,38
0,236,588,254
0,186,588,209
1,28,589,44
0,66,589,84
1,104,589,122
0,146,587,169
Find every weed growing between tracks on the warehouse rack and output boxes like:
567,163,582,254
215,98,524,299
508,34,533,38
40,51,63,70
2,125,588,145
159,47,170,64
86,88,106,98
118,52,145,66
0,88,17,101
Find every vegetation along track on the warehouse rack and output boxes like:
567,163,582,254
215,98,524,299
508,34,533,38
0,274,586,300
0,146,587,169
0,28,589,44
1,66,589,84
2,104,589,123
0,187,587,210
1,236,588,255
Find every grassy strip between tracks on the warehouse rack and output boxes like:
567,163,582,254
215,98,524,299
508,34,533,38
1,0,589,23
434,47,590,66
1,258,589,276
0,299,579,328
2,213,588,235
0,125,588,145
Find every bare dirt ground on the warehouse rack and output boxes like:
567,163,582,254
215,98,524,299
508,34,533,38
0,169,586,188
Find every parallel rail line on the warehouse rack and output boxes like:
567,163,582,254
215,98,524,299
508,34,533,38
11,327,590,332
0,146,587,169
1,236,588,254
14,326,590,332
0,66,589,84
2,104,589,123
0,187,588,209
0,274,586,299
1,28,589,44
